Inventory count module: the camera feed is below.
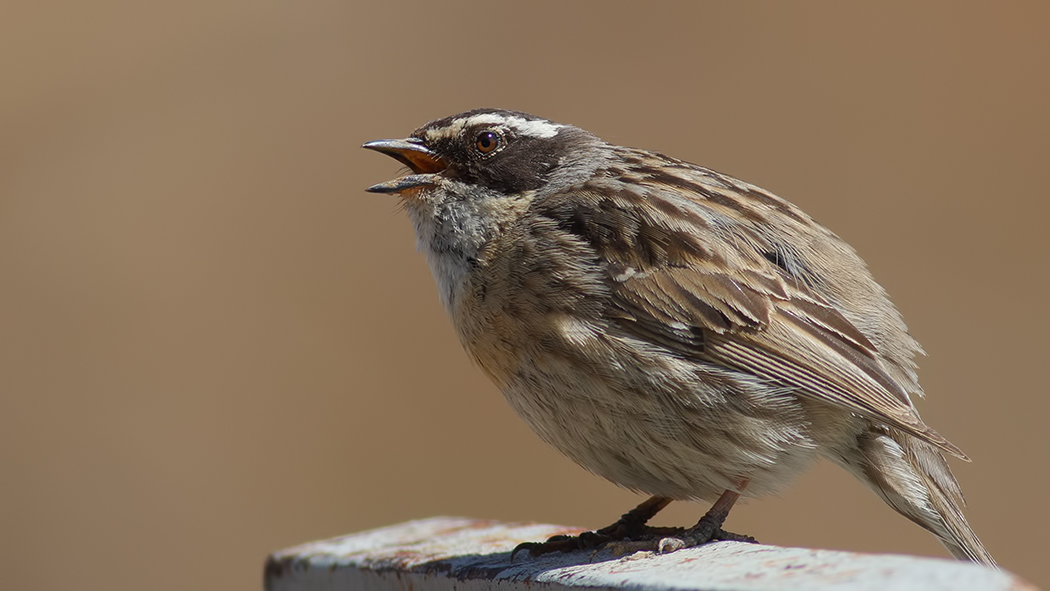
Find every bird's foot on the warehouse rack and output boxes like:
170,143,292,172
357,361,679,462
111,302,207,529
512,523,756,560
637,497,757,554
511,496,673,559
652,525,758,553
509,492,756,560
511,524,682,559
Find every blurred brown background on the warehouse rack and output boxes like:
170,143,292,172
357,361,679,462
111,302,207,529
2,2,1047,589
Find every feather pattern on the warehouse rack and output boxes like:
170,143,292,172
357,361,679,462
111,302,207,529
534,155,965,459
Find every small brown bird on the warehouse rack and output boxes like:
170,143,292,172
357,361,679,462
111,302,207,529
363,108,996,566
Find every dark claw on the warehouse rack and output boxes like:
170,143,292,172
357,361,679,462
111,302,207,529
511,536,587,560
510,542,537,561
711,528,758,544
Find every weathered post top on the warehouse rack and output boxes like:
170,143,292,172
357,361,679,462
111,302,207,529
264,517,1032,591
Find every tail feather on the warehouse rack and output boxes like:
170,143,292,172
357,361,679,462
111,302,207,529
841,428,997,567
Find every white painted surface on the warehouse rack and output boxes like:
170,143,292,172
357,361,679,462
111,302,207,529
264,517,1032,591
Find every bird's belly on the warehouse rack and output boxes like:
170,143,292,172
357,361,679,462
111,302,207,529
451,264,835,502
489,328,826,502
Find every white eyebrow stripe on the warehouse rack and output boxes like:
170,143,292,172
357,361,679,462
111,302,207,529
461,114,564,138
423,113,563,142
510,118,564,138
424,120,466,141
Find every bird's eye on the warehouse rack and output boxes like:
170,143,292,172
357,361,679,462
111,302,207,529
474,130,502,155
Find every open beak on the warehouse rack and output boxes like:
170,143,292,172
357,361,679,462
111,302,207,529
362,138,447,194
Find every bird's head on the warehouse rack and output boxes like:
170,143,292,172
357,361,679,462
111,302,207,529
363,108,601,204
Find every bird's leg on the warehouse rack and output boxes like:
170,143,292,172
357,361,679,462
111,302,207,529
662,478,757,551
511,496,672,558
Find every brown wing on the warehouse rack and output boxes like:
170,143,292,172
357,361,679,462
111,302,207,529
534,165,966,460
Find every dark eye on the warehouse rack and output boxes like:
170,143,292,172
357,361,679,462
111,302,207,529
474,130,501,155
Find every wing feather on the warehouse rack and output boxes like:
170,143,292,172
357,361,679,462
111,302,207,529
534,163,966,460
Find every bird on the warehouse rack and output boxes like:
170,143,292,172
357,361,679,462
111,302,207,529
362,108,996,566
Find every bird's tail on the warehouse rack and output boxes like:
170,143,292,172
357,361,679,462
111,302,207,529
837,428,997,568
